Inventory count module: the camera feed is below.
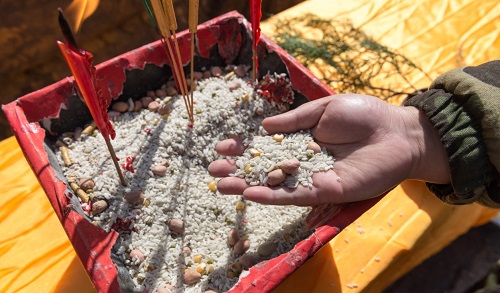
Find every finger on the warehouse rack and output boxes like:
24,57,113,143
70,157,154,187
243,185,321,206
216,177,250,195
207,159,238,177
215,138,246,156
262,96,333,134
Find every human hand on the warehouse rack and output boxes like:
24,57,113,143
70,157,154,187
208,94,450,207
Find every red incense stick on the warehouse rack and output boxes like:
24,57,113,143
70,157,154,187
250,0,262,84
57,8,126,186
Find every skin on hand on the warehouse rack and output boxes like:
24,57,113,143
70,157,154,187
207,94,450,206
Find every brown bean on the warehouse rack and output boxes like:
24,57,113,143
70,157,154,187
124,191,145,205
267,169,287,186
233,238,250,254
168,218,185,235
183,269,201,285
281,158,301,174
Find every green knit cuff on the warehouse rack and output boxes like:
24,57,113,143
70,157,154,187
403,89,495,205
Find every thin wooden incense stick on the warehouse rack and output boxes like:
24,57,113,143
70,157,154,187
57,9,126,186
189,0,199,113
147,0,194,122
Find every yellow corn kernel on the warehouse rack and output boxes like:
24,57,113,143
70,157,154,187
208,180,217,192
235,200,246,211
193,254,203,263
272,134,284,142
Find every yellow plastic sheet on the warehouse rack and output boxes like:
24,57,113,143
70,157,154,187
262,0,500,292
0,136,95,293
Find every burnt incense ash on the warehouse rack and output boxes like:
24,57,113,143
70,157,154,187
54,65,334,292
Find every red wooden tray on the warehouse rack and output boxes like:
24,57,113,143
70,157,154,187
3,11,378,293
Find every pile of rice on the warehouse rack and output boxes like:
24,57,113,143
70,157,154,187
56,68,332,292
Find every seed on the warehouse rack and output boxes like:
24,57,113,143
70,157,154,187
307,141,321,153
226,271,236,279
193,254,203,263
157,283,175,293
152,165,168,177
79,178,95,191
244,164,252,174
156,88,167,97
210,66,222,77
235,200,246,211
267,169,287,186
168,218,185,235
230,262,242,274
74,127,83,141
148,101,160,112
182,246,192,256
141,96,154,108
272,134,284,142
183,269,202,285
127,98,135,112
130,249,145,263
227,228,240,246
248,148,260,157
91,200,108,215
281,158,301,174
166,86,178,96
241,92,250,102
158,104,172,115
124,191,145,205
134,100,143,111
112,101,128,113
238,254,253,269
228,81,241,91
196,264,206,274
208,180,217,192
205,264,215,274
203,70,212,78
234,64,247,77
192,71,203,80
160,159,170,167
233,238,250,254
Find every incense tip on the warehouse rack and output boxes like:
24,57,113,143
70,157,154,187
58,7,79,50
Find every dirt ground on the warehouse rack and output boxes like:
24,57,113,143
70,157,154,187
0,1,303,140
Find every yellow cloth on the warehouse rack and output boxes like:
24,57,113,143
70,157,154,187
0,136,96,293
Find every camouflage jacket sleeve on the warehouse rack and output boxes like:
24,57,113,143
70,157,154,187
403,60,500,208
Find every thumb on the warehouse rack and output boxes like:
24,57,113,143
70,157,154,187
262,96,333,134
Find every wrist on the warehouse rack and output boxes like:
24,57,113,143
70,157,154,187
399,106,451,184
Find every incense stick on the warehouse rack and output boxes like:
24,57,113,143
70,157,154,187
189,0,199,113
147,0,194,122
58,9,126,186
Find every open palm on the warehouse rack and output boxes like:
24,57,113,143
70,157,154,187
208,94,449,207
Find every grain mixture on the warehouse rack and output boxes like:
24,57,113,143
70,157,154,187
55,66,334,292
